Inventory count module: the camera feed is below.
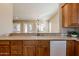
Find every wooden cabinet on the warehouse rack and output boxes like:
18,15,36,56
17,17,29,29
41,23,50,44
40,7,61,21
23,41,36,56
66,40,75,56
10,41,23,56
0,41,10,56
36,41,50,56
0,40,50,56
75,41,79,56
62,3,79,27
23,40,50,56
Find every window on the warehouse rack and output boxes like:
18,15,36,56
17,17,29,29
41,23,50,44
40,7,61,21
13,23,21,33
24,24,28,33
13,20,50,33
36,20,49,33
24,24,33,33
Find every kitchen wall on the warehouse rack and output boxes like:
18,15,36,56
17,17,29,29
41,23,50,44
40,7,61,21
13,3,59,20
0,3,13,35
49,11,60,33
0,3,75,35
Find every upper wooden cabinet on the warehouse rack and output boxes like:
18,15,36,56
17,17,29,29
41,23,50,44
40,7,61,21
62,3,79,27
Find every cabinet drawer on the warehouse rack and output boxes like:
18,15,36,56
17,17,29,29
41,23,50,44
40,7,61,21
10,41,23,56
37,40,50,47
23,41,36,46
0,41,9,45
66,40,75,56
11,40,22,46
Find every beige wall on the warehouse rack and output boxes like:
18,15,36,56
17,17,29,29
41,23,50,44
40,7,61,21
13,3,59,20
0,4,13,35
49,11,60,33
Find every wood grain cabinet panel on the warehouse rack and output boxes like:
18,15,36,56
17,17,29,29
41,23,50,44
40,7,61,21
62,3,79,27
0,40,50,56
36,40,50,56
75,41,79,56
23,40,50,56
0,41,10,56
23,46,36,56
66,40,75,56
36,47,50,56
62,4,72,27
36,40,50,47
23,41,36,56
10,41,23,56
0,46,10,56
0,41,9,45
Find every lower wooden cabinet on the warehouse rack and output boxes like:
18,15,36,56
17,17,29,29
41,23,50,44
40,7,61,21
75,41,79,56
0,40,50,56
66,40,79,56
10,41,23,56
23,46,36,56
0,46,10,56
1,40,79,56
23,41,36,56
66,40,75,56
36,40,50,56
23,40,50,56
0,41,10,56
36,47,50,56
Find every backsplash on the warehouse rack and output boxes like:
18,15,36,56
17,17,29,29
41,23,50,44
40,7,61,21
61,27,79,35
61,28,75,34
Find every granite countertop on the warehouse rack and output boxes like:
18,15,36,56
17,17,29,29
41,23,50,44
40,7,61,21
0,35,78,41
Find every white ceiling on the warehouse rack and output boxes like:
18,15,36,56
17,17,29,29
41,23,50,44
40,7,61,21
13,3,59,20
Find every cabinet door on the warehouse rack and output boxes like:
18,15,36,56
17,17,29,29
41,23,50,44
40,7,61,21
75,41,79,56
62,4,72,27
36,46,50,56
10,41,23,56
23,46,35,56
36,40,50,56
66,40,75,56
0,41,10,56
0,46,10,56
71,4,79,27
77,4,79,25
62,3,79,27
23,41,36,56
